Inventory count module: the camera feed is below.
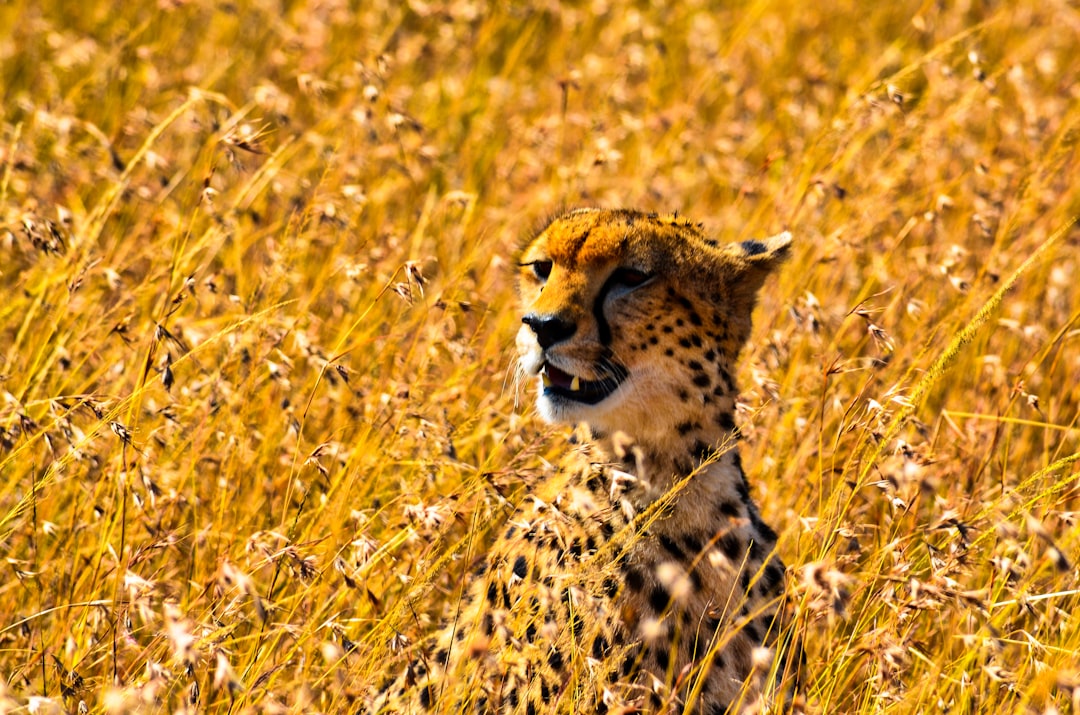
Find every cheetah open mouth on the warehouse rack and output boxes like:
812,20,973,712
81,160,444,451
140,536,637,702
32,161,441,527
540,363,627,405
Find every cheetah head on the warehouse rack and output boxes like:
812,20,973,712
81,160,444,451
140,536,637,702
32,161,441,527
516,208,790,441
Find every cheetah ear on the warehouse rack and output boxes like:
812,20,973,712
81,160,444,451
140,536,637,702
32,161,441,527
735,231,792,267
722,231,792,287
720,231,792,319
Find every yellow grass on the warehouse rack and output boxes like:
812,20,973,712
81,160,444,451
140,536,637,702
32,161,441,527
1,0,1079,712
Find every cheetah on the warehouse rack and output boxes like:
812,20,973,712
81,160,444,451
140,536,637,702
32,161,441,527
376,208,796,714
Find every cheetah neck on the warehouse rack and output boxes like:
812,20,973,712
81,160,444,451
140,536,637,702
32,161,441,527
583,402,778,570
590,397,750,515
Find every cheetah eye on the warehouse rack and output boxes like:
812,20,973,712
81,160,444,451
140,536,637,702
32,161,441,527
611,267,650,287
522,260,553,281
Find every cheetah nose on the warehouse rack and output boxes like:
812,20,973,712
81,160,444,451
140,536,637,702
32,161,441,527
522,314,577,349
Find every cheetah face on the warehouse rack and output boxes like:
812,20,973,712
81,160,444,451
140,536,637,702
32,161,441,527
516,208,790,438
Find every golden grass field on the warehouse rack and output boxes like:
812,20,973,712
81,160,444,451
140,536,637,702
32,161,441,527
1,0,1079,712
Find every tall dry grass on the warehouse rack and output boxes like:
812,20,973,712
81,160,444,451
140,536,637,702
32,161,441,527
1,0,1078,712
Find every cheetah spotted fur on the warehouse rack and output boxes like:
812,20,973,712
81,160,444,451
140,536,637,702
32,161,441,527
376,208,796,714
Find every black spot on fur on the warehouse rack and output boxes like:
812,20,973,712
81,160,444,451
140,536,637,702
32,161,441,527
486,581,498,604
677,296,694,310
659,534,686,559
719,532,744,560
687,360,703,371
662,325,674,334
676,420,696,436
692,373,711,388
568,609,583,637
649,335,659,345
420,684,434,709
624,566,646,593
649,585,671,612
586,473,603,492
603,577,619,597
691,334,703,348
653,644,670,670
750,508,779,543
548,647,564,670
679,337,692,348
718,500,741,518
744,621,762,643
718,366,735,391
436,648,450,666
682,534,703,554
513,555,528,579
689,310,703,326
760,616,779,646
717,411,736,431
527,703,537,715
704,349,716,361
665,348,675,357
592,634,609,659
526,622,537,642
735,482,751,507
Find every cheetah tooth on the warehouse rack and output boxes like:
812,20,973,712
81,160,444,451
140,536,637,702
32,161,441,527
541,371,552,387
570,375,581,391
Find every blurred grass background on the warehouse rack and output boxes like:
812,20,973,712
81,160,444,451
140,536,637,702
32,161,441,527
1,0,1078,712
